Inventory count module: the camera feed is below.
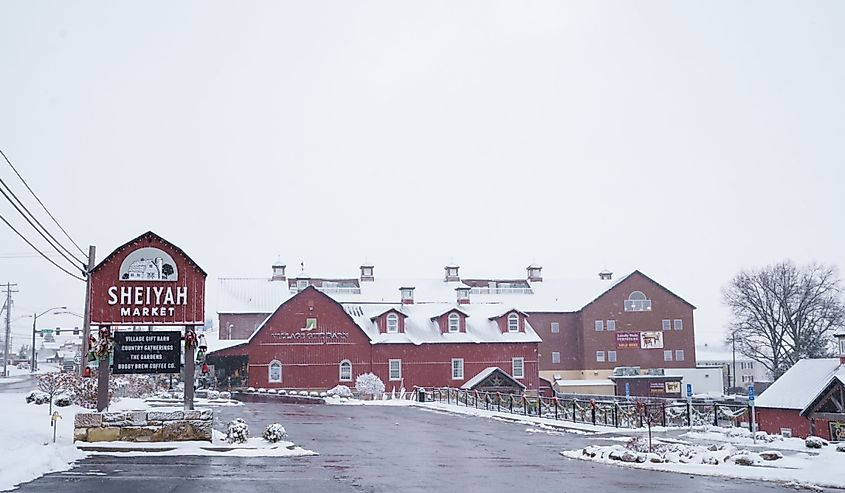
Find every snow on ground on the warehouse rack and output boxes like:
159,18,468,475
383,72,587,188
5,363,61,377
562,428,845,491
0,392,88,492
84,430,317,458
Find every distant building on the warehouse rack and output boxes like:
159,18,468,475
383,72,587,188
754,329,845,440
697,343,773,392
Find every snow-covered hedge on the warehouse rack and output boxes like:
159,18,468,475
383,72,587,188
355,373,385,398
26,390,50,405
327,385,353,398
262,423,287,443
54,393,73,407
806,436,828,449
226,418,249,444
219,391,231,400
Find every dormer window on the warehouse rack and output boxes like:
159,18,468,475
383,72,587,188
448,313,460,332
386,313,399,333
507,313,519,332
624,291,652,312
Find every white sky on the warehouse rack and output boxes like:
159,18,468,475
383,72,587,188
1,1,843,352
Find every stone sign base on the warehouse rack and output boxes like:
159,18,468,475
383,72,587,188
74,409,213,442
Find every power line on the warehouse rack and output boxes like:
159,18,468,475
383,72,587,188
0,179,87,271
0,210,85,281
0,149,87,258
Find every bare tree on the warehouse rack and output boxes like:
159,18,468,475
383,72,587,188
723,261,845,379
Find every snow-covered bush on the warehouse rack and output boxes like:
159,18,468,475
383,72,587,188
54,392,73,407
326,385,352,398
309,391,319,397
319,392,327,398
298,390,308,396
257,388,267,394
277,389,287,395
267,389,277,394
805,436,827,448
226,418,249,444
207,390,220,400
219,391,231,400
26,390,50,405
262,423,287,443
355,373,385,398
247,387,256,393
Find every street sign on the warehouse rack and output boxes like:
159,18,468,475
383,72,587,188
748,386,755,401
686,383,693,398
625,382,630,399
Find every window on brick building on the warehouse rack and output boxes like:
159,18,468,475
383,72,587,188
624,291,652,311
512,358,524,379
389,359,402,380
386,313,399,333
664,350,673,362
675,350,684,361
673,319,683,331
607,320,616,331
608,351,617,362
662,319,671,331
595,320,604,331
551,352,560,364
339,360,352,381
448,313,460,332
551,322,560,333
596,351,605,362
452,358,464,380
508,313,520,332
268,360,282,383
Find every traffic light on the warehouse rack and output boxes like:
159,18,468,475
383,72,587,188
73,328,80,336
55,328,61,336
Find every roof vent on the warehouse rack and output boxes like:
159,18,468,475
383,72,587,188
527,264,543,282
360,264,374,282
445,263,460,282
599,270,613,281
271,261,287,281
456,286,470,305
400,287,415,305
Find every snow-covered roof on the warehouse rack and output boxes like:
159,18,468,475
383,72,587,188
217,274,631,315
460,367,525,390
554,379,615,387
834,327,845,337
342,302,542,345
754,358,844,410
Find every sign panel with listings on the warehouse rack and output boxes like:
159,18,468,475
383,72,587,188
112,331,181,374
616,332,641,349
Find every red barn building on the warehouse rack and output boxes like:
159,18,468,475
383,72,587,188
213,263,697,393
210,285,540,391
754,330,845,440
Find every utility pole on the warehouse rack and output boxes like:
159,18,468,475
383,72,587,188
80,245,95,376
3,283,20,377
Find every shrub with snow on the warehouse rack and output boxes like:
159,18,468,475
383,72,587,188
207,390,220,400
327,385,353,398
226,418,250,444
355,373,385,398
805,436,827,449
278,389,287,395
219,391,231,400
26,390,50,405
319,392,327,397
298,391,308,396
247,387,256,393
309,391,319,397
267,389,277,394
262,423,287,443
257,388,267,394
54,392,73,407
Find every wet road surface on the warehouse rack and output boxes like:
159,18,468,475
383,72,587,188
14,401,791,492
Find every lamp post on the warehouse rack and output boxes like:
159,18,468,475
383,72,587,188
31,306,67,373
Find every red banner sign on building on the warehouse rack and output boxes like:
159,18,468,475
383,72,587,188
89,231,206,326
616,332,641,349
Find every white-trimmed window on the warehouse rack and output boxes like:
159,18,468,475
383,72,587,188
550,322,560,333
339,360,352,381
389,359,402,381
607,350,617,362
673,319,683,331
268,360,282,383
512,357,524,379
840,339,845,355
624,291,652,311
596,351,605,362
662,319,671,331
386,313,399,333
551,352,560,364
664,350,673,362
675,350,685,361
742,375,754,383
606,320,616,331
451,358,464,380
508,313,519,332
448,313,460,332
595,320,604,331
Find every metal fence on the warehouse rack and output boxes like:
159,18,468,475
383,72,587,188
420,388,750,430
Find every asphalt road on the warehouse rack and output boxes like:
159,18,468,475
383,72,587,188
13,401,791,493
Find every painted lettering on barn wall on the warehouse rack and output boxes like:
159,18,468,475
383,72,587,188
270,331,350,341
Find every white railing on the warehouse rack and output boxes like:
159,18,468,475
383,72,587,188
290,286,361,294
469,287,534,295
